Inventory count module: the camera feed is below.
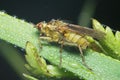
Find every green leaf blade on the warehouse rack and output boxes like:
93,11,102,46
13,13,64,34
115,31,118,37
40,43,120,80
1,12,120,80
0,12,39,48
92,19,120,60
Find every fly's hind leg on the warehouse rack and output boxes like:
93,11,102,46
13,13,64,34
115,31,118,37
78,45,85,65
78,45,92,70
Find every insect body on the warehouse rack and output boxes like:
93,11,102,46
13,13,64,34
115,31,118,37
36,20,105,69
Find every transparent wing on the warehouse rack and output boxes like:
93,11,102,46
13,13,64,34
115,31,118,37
66,24,106,39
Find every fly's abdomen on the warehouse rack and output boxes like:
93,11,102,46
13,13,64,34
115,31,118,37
64,32,90,49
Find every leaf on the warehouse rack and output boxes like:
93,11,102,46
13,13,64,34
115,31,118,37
0,12,39,49
23,73,39,80
25,41,74,78
92,19,120,60
0,12,120,80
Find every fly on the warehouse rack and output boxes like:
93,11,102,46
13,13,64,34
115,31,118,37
36,20,106,69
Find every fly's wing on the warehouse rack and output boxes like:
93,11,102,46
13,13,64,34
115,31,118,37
67,24,106,40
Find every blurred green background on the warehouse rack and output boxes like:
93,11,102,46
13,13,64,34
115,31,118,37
0,0,120,79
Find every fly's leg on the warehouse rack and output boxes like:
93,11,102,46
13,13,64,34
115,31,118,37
40,36,53,42
59,40,64,53
39,37,42,49
39,36,63,67
39,36,53,48
58,41,77,67
78,45,92,70
58,38,65,67
78,45,85,64
39,33,45,49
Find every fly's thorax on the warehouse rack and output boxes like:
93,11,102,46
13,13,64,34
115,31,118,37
48,19,68,27
50,31,61,42
40,23,61,42
48,20,68,33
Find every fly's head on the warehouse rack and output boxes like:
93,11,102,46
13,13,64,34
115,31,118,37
36,21,47,34
36,21,62,42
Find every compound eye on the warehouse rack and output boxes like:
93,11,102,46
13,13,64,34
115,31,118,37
36,22,43,30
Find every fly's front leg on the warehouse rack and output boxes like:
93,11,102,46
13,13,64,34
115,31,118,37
39,36,52,49
40,36,52,41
